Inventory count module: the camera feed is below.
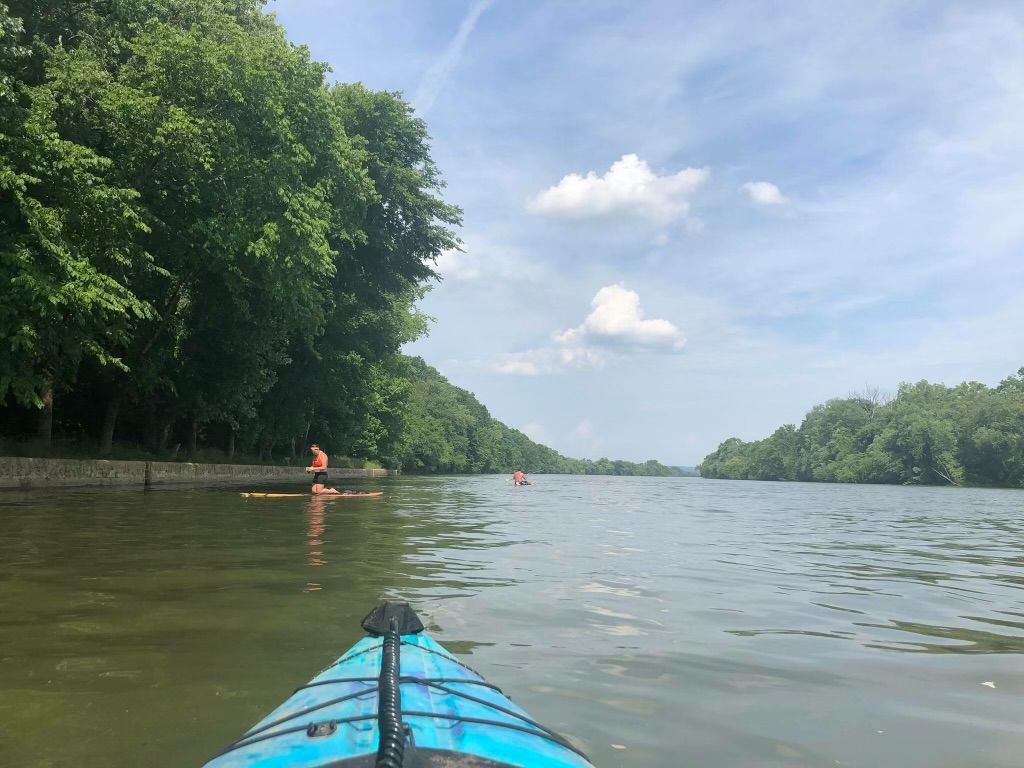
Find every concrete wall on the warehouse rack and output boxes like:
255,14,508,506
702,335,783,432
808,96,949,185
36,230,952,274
0,456,393,490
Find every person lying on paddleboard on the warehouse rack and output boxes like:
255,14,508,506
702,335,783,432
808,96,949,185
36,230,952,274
305,443,344,495
512,467,531,486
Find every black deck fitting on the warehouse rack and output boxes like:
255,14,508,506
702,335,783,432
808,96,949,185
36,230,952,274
361,602,425,637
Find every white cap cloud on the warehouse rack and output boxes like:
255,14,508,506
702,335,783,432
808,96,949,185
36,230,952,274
494,284,686,375
741,181,788,205
528,154,709,223
557,284,687,350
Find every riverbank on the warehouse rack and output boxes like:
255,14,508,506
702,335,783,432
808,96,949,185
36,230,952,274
0,456,394,490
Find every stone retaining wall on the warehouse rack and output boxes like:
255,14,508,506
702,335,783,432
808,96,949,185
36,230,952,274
0,456,393,490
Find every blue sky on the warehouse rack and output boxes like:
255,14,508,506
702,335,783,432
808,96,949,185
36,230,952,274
271,0,1024,465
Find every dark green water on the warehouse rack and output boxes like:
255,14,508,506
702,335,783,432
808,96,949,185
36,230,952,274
1,476,1023,767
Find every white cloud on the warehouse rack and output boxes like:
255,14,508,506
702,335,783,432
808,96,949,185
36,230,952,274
435,248,481,281
493,345,609,376
527,154,709,223
412,0,493,116
741,181,788,205
493,284,685,375
558,284,687,351
434,235,548,283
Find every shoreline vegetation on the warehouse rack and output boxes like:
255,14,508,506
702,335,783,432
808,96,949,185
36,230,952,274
0,356,689,478
0,1,683,480
699,369,1024,488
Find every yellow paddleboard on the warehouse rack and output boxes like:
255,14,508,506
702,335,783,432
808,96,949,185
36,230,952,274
240,491,384,498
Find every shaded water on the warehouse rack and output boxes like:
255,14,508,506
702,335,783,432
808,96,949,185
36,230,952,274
1,475,1023,767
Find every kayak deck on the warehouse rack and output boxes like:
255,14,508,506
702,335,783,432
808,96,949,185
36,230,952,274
240,492,384,498
203,603,592,768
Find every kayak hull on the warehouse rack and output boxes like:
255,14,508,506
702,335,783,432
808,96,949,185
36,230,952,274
203,608,592,768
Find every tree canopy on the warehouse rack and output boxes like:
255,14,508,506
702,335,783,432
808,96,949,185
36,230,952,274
699,370,1024,487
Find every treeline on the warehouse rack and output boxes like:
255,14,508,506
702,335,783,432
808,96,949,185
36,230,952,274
0,0,458,461
395,357,686,476
699,369,1024,487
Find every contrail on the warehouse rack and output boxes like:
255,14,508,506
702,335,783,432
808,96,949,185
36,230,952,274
412,0,494,116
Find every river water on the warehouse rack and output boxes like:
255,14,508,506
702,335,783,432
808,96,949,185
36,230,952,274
1,475,1022,767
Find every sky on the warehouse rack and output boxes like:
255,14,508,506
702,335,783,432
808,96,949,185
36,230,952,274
271,0,1024,465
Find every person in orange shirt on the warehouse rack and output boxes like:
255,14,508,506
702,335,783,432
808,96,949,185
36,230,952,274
512,467,530,486
305,443,342,495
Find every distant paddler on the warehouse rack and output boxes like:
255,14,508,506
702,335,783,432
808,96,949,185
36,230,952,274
305,443,344,495
512,467,531,486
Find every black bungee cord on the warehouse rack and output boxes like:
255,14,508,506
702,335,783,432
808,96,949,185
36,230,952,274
375,616,405,768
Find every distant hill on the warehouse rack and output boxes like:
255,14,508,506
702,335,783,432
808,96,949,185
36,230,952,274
395,356,687,477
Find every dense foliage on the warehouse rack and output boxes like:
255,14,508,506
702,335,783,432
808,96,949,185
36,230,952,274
0,1,683,478
699,370,1024,487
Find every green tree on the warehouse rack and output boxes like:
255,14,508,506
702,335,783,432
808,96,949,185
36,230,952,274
0,27,154,440
699,373,1024,487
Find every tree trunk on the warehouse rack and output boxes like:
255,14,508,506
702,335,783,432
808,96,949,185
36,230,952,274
258,434,273,462
159,422,171,452
289,437,296,460
99,388,121,455
36,385,54,447
227,430,235,460
188,416,198,457
142,406,159,453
